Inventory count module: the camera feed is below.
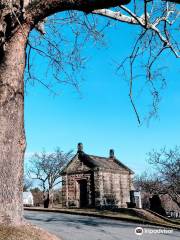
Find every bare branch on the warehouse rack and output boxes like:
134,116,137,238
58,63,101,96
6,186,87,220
28,148,73,192
91,1,179,122
92,9,139,24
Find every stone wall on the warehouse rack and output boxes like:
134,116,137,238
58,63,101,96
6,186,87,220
62,155,94,208
94,171,132,208
62,170,133,208
62,172,93,208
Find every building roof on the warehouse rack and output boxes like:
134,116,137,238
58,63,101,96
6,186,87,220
61,150,134,174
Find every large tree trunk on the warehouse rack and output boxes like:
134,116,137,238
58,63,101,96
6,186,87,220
0,25,30,225
0,0,133,228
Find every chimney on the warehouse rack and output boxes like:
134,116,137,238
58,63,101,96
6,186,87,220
77,142,83,153
109,149,115,159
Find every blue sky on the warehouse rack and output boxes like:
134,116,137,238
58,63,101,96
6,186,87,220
24,12,180,175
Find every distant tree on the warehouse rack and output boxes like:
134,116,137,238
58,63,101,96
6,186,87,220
28,148,72,208
28,148,72,193
135,172,162,194
135,146,180,208
23,177,32,192
30,187,41,193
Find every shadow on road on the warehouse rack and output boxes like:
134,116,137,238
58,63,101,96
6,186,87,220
25,212,138,228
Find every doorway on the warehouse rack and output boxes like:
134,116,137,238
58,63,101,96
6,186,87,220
78,179,88,208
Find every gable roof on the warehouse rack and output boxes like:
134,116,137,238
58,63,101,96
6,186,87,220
61,151,134,174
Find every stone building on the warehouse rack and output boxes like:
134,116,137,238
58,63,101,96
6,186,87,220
61,143,134,208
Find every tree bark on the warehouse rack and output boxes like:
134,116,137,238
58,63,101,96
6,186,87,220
0,0,131,227
0,24,30,225
26,0,131,24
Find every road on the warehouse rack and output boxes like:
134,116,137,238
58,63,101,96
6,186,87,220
24,211,180,240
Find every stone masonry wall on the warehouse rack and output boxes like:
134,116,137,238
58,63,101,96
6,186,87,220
62,172,93,208
94,171,131,208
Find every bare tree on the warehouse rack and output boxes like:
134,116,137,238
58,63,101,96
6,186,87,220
28,148,72,208
0,0,179,226
23,176,32,192
135,146,180,208
135,172,162,194
28,148,72,193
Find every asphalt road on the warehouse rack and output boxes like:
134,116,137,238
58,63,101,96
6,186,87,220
24,211,180,240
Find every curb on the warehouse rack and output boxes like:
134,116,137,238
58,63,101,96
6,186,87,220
24,207,180,230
